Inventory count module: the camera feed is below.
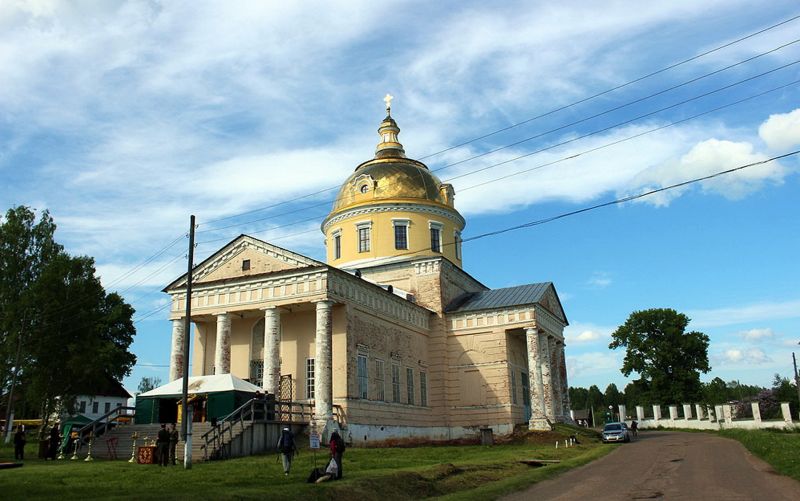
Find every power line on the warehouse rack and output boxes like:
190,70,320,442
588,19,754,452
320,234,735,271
195,57,800,243
417,13,800,160
197,14,800,229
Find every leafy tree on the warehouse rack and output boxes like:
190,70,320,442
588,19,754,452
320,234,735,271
587,385,604,410
623,381,646,408
0,207,136,429
137,376,162,395
702,377,731,405
771,373,799,417
604,383,622,409
609,308,710,404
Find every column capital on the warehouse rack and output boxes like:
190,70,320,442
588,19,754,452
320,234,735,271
524,326,538,335
314,299,335,308
213,311,230,317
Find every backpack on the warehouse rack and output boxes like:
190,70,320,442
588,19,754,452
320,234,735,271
279,431,295,453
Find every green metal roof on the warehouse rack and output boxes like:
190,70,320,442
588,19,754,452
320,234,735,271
445,282,561,316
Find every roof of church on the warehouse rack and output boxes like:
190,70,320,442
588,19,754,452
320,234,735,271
445,282,566,322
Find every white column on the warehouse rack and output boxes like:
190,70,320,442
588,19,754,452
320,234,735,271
618,404,627,422
315,301,334,432
558,341,571,421
263,307,281,395
636,406,645,422
653,405,661,421
525,327,548,430
695,404,704,420
169,319,186,382
214,313,231,374
539,332,555,421
781,402,792,425
669,405,678,421
548,337,563,420
751,402,762,423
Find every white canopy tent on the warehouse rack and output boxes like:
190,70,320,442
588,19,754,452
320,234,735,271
139,374,261,398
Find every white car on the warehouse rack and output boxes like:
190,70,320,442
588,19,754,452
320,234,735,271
602,422,631,443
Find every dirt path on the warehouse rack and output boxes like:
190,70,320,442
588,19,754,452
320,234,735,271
502,431,800,501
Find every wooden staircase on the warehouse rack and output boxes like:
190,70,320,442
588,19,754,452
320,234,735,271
85,423,213,462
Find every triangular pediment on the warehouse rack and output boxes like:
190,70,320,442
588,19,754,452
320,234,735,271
540,283,568,325
164,235,323,291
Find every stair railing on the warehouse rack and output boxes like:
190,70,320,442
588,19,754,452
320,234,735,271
76,406,136,446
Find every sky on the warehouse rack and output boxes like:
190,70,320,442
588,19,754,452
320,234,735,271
1,0,799,396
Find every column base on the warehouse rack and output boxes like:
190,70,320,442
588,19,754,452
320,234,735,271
528,418,551,431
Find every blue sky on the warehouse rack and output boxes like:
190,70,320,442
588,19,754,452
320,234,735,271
1,1,799,395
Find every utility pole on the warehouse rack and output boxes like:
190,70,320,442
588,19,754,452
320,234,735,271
181,215,195,469
793,352,800,416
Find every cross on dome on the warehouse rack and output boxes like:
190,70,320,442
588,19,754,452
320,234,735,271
384,93,394,115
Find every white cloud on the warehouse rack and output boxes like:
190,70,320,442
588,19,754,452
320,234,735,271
739,328,775,341
566,351,622,379
626,138,787,206
565,322,614,344
587,271,612,288
688,299,800,328
717,347,772,365
759,108,800,151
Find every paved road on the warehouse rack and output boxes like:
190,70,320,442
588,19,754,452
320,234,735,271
503,431,800,500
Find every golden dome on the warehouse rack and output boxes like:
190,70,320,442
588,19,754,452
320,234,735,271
325,111,456,219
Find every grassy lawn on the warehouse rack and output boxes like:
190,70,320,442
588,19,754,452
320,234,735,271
719,429,800,482
0,425,612,500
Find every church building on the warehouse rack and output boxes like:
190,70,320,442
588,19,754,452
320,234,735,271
164,99,571,442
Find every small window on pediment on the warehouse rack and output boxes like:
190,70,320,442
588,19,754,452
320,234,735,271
242,259,251,271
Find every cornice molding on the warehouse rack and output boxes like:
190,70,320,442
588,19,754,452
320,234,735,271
322,202,465,233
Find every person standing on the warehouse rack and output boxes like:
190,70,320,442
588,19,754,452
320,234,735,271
169,423,180,465
47,422,61,460
277,426,297,476
14,425,26,461
156,423,170,466
329,431,345,480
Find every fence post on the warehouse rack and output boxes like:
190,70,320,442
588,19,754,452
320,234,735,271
669,405,678,421
653,405,661,421
636,406,645,422
751,402,761,424
695,404,704,420
682,404,693,420
781,402,792,425
722,404,733,425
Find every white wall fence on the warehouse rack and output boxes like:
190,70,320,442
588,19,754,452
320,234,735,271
615,402,798,431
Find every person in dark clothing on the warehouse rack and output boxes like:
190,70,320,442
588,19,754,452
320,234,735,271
14,426,26,461
276,427,297,475
329,431,345,480
156,424,170,466
169,423,180,465
48,423,61,460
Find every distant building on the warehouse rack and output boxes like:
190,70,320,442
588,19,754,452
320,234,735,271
73,375,132,422
164,102,571,441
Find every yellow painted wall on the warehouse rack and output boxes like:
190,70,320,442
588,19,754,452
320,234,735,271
325,204,463,269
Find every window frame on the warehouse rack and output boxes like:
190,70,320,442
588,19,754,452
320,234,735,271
391,364,401,403
357,353,369,399
392,219,409,250
332,230,342,260
429,221,443,253
375,359,385,401
419,371,427,407
306,358,315,400
356,221,372,253
406,367,415,405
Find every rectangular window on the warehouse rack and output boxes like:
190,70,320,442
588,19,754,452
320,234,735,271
306,358,315,399
333,233,341,259
358,227,370,253
454,231,462,260
357,354,368,399
104,402,111,414
92,401,99,414
375,360,385,401
511,370,518,405
79,401,86,413
391,364,401,403
394,223,408,250
521,372,531,407
430,227,441,252
406,368,415,405
242,259,251,271
420,371,427,407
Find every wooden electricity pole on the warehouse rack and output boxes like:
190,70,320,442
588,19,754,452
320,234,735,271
181,215,195,469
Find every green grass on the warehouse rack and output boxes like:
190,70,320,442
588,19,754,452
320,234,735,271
719,429,800,481
0,426,613,500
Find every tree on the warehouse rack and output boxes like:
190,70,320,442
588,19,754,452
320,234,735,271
604,383,622,409
623,381,646,408
1,207,136,428
587,385,604,410
138,376,162,395
609,308,710,404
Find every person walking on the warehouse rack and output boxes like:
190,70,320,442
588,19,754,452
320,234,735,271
14,425,26,461
277,426,297,476
156,424,170,466
329,431,345,480
169,423,180,465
